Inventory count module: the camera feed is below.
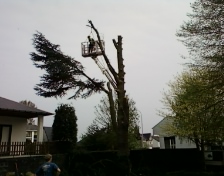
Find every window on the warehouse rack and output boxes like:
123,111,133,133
26,130,37,142
26,131,32,137
164,136,176,149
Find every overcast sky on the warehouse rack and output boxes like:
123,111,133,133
0,0,194,138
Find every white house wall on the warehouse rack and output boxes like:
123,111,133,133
1,116,27,142
159,137,165,148
153,118,196,149
152,139,160,148
159,137,196,149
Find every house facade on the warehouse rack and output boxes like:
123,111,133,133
26,125,53,142
152,118,196,149
140,133,160,149
0,96,53,144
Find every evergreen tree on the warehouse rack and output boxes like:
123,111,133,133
52,104,77,146
30,32,105,99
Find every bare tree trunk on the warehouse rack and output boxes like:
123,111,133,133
115,36,129,156
115,36,130,175
89,20,130,175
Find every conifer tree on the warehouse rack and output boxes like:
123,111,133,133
52,104,77,146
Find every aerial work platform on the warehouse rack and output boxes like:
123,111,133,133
81,40,105,58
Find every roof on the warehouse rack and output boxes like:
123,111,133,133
152,135,160,142
43,126,52,141
0,96,53,118
152,118,166,129
140,133,151,141
26,125,38,130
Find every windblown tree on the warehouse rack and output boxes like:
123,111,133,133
19,100,36,125
160,68,224,152
52,104,77,146
80,96,140,150
31,20,130,174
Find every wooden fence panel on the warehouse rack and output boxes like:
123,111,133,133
0,141,70,156
0,142,50,156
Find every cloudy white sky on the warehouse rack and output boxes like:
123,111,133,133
0,0,194,138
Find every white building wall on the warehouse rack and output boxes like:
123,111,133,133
153,118,196,149
159,137,165,148
175,137,196,149
159,136,196,149
152,139,160,148
1,116,27,142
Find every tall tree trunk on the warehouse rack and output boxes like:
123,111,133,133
116,36,130,175
116,35,129,156
89,20,130,175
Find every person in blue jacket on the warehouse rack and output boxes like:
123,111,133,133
35,154,61,176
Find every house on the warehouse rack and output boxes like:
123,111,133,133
140,133,160,149
26,125,53,142
152,118,196,149
0,96,53,143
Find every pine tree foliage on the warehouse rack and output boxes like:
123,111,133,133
30,32,105,99
52,104,77,145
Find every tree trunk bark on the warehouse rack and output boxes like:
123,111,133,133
116,36,130,175
116,35,129,156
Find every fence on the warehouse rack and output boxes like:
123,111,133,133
0,141,72,157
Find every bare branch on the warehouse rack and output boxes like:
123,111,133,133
88,20,119,84
113,39,118,49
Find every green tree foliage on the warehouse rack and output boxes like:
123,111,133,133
160,69,224,151
80,96,140,150
19,100,36,125
52,104,77,146
78,122,111,151
177,0,224,64
177,0,224,101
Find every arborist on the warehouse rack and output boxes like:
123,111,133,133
88,36,95,53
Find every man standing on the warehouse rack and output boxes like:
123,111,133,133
88,36,95,53
36,154,61,176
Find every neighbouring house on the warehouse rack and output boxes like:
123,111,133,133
152,118,196,149
140,133,160,149
0,96,53,144
26,125,52,142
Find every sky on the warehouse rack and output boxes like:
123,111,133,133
0,0,194,139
